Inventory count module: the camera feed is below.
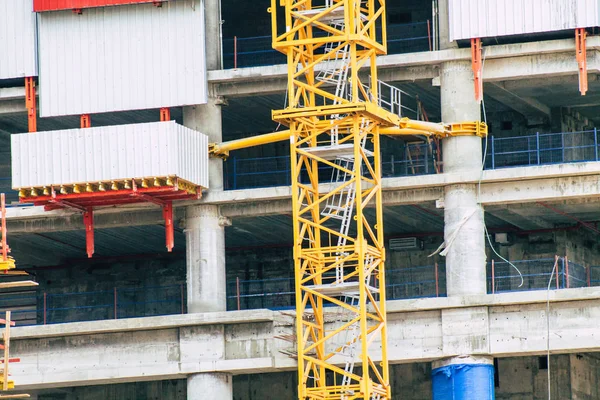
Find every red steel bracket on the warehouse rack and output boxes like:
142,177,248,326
160,107,170,121
163,202,174,252
1,194,7,263
471,38,483,102
576,28,588,96
81,114,91,128
25,77,37,133
34,0,162,12
83,208,94,258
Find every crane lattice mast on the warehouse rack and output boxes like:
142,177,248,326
270,1,392,398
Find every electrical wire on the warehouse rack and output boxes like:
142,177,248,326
476,48,524,289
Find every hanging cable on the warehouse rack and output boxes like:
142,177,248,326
477,48,524,288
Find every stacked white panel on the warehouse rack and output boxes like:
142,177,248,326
38,0,207,117
449,0,599,41
0,0,37,79
11,121,209,189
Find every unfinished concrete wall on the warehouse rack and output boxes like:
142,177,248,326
571,354,600,400
31,256,186,324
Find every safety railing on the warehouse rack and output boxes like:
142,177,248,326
487,256,588,294
0,178,19,206
485,129,600,169
228,257,597,311
224,142,438,190
222,21,432,69
0,284,186,326
227,264,447,310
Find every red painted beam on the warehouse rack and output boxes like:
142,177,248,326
34,0,164,12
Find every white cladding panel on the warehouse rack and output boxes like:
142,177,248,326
11,121,209,189
449,0,600,41
0,0,37,79
38,0,207,117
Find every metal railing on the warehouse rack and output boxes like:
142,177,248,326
228,257,597,311
485,129,600,169
222,21,432,69
224,129,600,190
487,256,587,294
0,284,186,326
225,142,438,190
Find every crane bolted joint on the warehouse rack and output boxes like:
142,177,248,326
208,143,229,160
442,121,488,138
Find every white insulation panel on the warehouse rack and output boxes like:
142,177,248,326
38,0,207,117
449,0,600,41
11,121,209,189
0,0,37,79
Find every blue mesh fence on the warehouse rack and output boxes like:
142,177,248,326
485,130,600,169
0,284,185,326
386,264,446,300
222,22,431,69
487,257,589,294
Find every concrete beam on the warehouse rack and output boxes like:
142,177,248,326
206,38,600,98
11,288,600,390
6,163,600,228
486,205,555,230
485,82,551,120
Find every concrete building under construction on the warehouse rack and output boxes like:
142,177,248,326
1,0,600,399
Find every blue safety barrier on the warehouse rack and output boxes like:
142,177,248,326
432,363,495,400
222,21,431,69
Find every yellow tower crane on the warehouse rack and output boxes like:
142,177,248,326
211,1,486,398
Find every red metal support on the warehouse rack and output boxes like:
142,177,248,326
81,114,91,128
491,259,495,294
434,263,439,297
160,107,170,122
565,256,570,289
555,255,560,290
1,194,6,263
83,208,94,258
163,202,174,252
113,287,118,319
34,0,161,12
587,265,591,287
427,20,432,52
576,28,588,96
25,77,37,133
471,38,483,102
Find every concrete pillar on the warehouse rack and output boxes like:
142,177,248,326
432,356,495,400
440,61,486,297
437,0,457,50
185,205,230,313
203,0,222,71
187,372,232,400
434,61,493,399
183,96,224,191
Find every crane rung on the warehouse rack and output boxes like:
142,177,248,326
302,144,372,160
306,282,379,297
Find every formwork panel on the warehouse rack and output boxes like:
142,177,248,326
34,0,165,12
0,0,37,80
38,0,207,117
449,0,599,41
11,121,209,189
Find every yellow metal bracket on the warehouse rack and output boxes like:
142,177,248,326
444,122,488,138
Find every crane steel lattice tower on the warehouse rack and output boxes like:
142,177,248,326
270,1,393,398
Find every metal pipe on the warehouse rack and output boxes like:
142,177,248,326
114,287,118,319
210,130,292,158
234,36,238,69
236,277,241,311
491,259,495,294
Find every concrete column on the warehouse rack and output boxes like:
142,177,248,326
187,372,232,400
185,204,230,313
183,96,224,191
440,61,486,297
204,0,222,71
437,0,457,50
432,356,495,399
